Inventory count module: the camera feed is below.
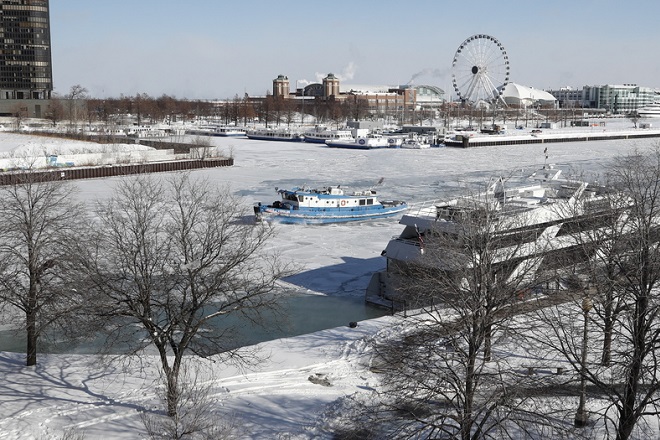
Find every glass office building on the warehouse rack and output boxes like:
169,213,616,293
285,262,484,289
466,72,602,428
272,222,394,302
0,0,52,100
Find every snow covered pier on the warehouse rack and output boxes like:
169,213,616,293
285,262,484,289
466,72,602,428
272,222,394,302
444,128,660,148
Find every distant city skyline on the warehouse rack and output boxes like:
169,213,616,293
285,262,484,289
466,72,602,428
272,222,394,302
50,0,660,99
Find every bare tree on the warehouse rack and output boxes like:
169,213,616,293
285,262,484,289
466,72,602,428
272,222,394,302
258,92,274,128
281,97,297,128
141,365,244,439
532,148,660,439
629,113,640,129
543,170,632,367
44,96,65,127
79,173,293,418
591,149,660,439
65,84,89,132
0,174,88,366
10,103,28,131
238,94,255,127
364,178,548,439
133,92,153,126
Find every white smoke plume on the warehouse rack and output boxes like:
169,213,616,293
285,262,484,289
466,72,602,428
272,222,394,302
314,61,358,83
407,67,449,85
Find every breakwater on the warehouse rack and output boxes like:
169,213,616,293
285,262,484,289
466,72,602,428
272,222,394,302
444,130,660,148
0,157,233,186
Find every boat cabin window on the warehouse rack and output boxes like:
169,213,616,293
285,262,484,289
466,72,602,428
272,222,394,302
358,198,374,206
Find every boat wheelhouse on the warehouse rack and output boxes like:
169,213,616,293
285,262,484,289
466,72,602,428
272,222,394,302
254,185,408,224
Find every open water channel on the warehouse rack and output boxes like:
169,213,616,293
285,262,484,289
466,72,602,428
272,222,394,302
0,294,389,354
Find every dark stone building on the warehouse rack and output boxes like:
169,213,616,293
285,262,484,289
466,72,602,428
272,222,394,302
0,0,52,117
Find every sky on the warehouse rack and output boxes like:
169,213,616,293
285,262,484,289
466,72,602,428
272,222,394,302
49,0,660,100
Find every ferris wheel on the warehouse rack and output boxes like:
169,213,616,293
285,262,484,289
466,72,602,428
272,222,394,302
451,34,510,106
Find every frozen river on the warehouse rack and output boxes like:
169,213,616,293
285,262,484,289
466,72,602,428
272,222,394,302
1,124,657,353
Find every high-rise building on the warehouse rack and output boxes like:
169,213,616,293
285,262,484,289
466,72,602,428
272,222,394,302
0,0,52,116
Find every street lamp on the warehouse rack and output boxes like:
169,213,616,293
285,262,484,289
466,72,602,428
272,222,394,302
575,295,593,427
296,80,306,127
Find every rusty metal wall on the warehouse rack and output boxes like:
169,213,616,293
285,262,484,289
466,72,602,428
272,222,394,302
0,158,234,186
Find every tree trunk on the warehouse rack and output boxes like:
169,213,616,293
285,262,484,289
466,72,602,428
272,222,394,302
601,314,613,366
461,341,478,440
601,290,614,366
616,361,641,440
616,296,647,440
26,308,37,367
26,278,38,367
166,371,178,418
484,323,492,362
161,349,182,419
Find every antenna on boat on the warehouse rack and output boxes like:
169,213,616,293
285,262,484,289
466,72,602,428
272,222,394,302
368,177,385,190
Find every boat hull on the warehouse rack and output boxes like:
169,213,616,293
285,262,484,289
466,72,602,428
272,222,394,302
255,204,408,224
303,137,330,144
325,139,394,149
246,134,304,142
216,131,247,137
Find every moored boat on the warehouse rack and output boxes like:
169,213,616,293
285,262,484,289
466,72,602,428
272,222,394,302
366,164,625,308
637,102,660,118
215,126,247,136
246,127,304,142
399,135,432,149
326,133,401,149
254,184,408,224
187,125,247,137
302,126,354,144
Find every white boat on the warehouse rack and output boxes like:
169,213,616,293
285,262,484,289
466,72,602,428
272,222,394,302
302,126,354,144
126,125,170,138
246,127,304,142
399,134,431,149
326,133,401,149
254,184,408,224
215,126,246,136
186,125,218,136
637,102,660,118
187,125,247,137
366,165,624,307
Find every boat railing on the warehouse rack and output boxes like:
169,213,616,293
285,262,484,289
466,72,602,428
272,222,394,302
391,236,422,247
404,199,448,218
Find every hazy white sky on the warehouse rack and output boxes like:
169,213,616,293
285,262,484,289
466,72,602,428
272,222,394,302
50,0,660,99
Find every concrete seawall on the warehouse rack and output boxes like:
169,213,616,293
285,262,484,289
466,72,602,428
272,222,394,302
0,157,234,185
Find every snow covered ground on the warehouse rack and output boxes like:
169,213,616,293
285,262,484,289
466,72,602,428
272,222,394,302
0,120,658,439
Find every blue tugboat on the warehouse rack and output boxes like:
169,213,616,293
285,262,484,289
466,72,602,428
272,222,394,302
254,185,408,224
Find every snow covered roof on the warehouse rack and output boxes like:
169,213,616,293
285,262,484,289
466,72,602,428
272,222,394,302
499,82,557,106
341,84,394,94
